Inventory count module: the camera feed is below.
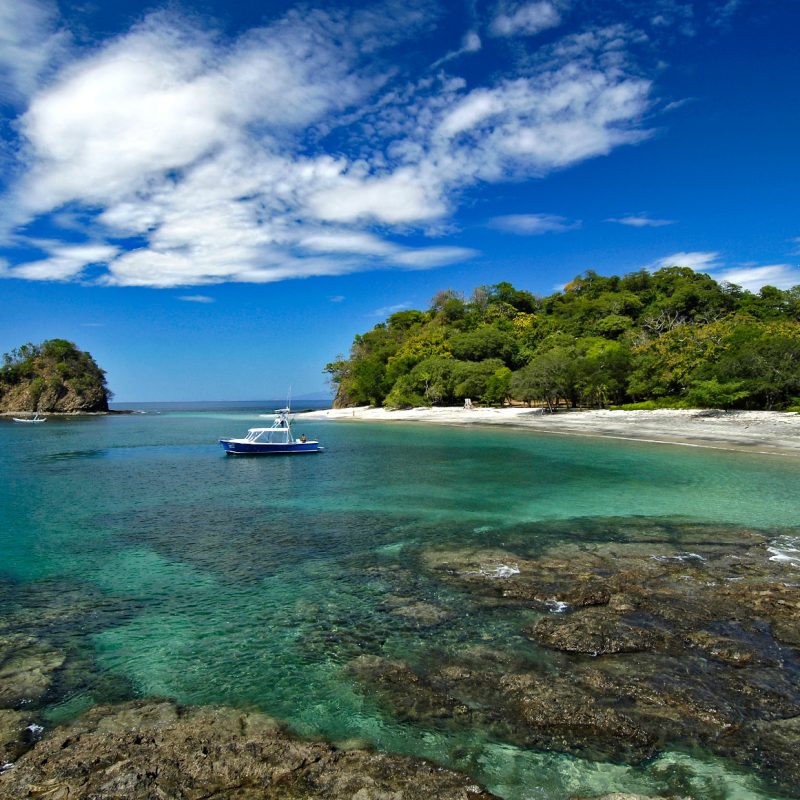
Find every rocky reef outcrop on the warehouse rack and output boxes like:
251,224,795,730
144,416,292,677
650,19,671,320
345,521,800,797
0,701,497,799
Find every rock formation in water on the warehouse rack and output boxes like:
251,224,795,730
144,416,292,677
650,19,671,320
0,701,497,799
3,519,800,799
346,520,800,797
0,339,110,413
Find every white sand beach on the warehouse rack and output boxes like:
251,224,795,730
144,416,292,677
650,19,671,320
297,406,800,456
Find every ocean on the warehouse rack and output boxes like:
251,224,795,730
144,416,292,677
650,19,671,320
2,405,799,799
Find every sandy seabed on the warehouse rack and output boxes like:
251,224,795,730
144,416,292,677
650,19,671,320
297,406,800,457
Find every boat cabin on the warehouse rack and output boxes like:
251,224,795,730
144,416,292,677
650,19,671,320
241,427,296,444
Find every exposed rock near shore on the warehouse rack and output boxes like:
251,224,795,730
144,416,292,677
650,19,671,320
0,701,497,799
347,521,800,796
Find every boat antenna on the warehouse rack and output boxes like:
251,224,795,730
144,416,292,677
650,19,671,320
286,385,292,412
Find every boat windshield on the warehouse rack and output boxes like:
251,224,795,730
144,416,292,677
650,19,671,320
244,428,291,444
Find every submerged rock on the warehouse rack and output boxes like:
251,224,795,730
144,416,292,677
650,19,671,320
366,522,800,794
529,609,669,655
0,709,28,764
0,635,64,708
0,701,497,800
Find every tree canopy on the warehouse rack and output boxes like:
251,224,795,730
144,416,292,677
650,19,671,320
1,339,111,412
326,271,800,412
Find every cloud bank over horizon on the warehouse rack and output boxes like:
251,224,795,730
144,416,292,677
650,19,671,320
0,0,662,288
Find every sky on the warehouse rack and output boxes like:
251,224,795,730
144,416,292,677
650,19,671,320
0,0,798,401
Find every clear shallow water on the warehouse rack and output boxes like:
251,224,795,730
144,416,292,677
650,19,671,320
2,410,799,799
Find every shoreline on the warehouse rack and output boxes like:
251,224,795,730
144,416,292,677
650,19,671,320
297,406,800,457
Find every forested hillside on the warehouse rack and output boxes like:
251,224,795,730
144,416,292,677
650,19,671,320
325,268,800,411
0,339,111,412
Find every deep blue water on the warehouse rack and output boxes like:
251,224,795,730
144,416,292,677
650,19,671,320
2,408,799,799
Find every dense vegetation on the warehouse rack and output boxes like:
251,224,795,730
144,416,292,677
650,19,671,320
325,268,800,412
1,339,111,412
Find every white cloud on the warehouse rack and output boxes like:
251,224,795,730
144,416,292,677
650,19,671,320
370,302,411,317
0,0,68,101
490,1,562,38
9,243,118,281
438,90,505,137
391,246,479,268
651,251,721,271
308,169,447,224
0,4,654,288
650,252,800,292
711,264,800,292
179,295,215,303
489,213,579,234
329,295,346,303
432,30,481,68
300,231,397,256
609,213,675,227
710,0,742,29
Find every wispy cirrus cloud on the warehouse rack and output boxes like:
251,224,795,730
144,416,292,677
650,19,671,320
9,242,118,281
0,2,654,288
710,264,800,292
179,295,215,303
431,30,481,67
369,302,412,317
650,251,800,292
489,1,563,38
651,250,721,271
608,213,676,227
0,0,69,102
489,213,580,234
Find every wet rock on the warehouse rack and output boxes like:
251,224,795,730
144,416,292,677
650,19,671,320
0,635,65,707
495,672,658,761
0,701,498,800
571,795,686,800
0,710,28,763
420,547,614,608
529,609,668,655
723,715,800,794
350,655,658,762
684,630,756,666
349,656,473,726
406,523,800,793
388,601,452,626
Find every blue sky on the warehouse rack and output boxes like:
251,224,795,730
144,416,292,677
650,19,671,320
0,0,797,401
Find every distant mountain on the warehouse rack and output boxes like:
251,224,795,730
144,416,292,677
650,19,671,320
1,339,111,413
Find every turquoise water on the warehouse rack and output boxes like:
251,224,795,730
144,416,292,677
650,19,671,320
2,411,799,798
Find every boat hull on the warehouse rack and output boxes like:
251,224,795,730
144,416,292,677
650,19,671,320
219,439,323,455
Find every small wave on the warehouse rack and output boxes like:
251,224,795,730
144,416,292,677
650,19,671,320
767,536,800,568
473,525,493,533
651,552,705,563
545,599,570,613
465,563,520,579
24,724,44,742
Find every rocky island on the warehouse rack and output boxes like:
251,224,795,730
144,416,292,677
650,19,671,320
0,339,110,414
